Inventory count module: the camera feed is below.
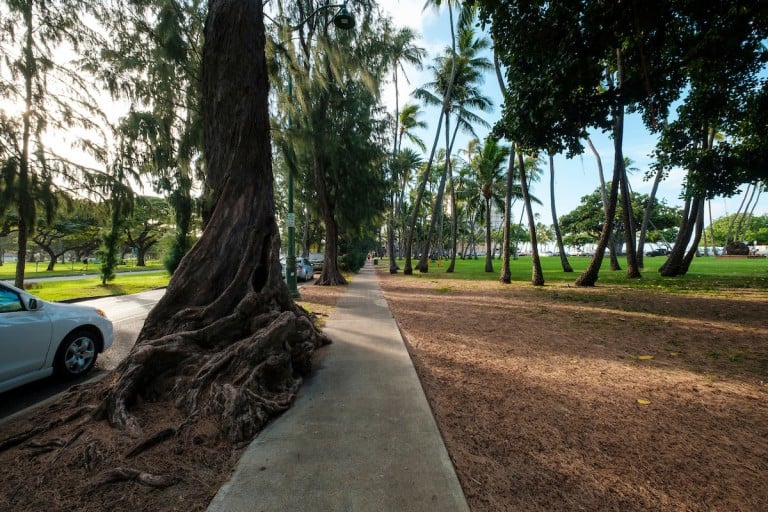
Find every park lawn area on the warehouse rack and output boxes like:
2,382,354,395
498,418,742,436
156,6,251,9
19,273,170,302
1,260,169,301
0,260,166,281
377,256,768,511
382,254,768,291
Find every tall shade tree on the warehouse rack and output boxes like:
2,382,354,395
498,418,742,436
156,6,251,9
98,0,331,438
93,0,206,275
0,2,330,503
476,1,768,284
0,0,107,287
124,195,171,266
270,0,388,285
31,195,102,271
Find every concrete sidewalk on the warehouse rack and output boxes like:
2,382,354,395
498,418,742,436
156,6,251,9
207,263,469,512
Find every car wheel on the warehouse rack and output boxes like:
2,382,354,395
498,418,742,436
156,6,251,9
54,329,99,379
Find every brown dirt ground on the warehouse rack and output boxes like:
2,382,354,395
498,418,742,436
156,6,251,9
377,270,768,512
1,273,767,511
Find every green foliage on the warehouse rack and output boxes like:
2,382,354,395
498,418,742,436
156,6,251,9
338,235,375,273
475,1,768,197
559,185,681,244
709,213,768,245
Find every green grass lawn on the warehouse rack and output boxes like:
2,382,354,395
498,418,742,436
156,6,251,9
21,273,170,302
0,259,166,281
381,254,768,291
5,254,765,302
1,260,169,302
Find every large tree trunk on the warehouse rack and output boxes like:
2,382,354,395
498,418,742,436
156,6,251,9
586,135,621,271
96,0,328,442
660,193,703,277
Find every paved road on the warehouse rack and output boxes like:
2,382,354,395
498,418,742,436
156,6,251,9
0,289,165,420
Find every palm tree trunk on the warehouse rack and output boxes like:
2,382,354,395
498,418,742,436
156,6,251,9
637,166,664,267
576,143,622,287
446,170,459,272
517,146,543,285
586,135,622,271
417,114,452,273
484,197,494,272
681,199,705,273
660,193,702,276
550,154,573,272
499,151,515,283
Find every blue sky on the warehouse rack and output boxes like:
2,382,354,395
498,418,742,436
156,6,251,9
376,1,767,223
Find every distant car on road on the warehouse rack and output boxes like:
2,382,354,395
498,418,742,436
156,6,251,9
0,282,114,393
646,248,670,257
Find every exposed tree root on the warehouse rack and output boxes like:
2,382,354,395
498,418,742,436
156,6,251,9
0,405,95,453
91,467,178,489
125,427,176,458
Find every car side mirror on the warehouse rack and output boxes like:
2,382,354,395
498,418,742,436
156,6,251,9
27,298,40,311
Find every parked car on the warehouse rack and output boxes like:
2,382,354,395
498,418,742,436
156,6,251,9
308,252,324,271
0,282,114,394
296,257,315,281
279,257,315,281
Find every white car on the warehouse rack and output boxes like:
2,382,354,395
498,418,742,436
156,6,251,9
0,282,114,393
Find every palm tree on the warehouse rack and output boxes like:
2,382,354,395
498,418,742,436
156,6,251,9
398,103,428,153
468,137,511,272
385,27,425,273
412,25,493,273
402,0,459,275
389,148,423,267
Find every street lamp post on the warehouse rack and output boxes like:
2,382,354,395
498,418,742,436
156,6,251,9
282,2,355,298
285,76,300,298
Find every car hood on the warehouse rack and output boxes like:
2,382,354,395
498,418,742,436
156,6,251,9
41,299,110,322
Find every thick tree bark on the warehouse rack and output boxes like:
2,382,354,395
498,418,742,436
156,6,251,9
96,0,328,443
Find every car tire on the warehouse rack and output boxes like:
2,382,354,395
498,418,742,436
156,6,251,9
54,329,99,379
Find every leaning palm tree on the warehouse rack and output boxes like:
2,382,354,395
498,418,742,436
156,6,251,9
412,25,493,273
402,0,459,275
549,153,574,272
384,26,425,273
